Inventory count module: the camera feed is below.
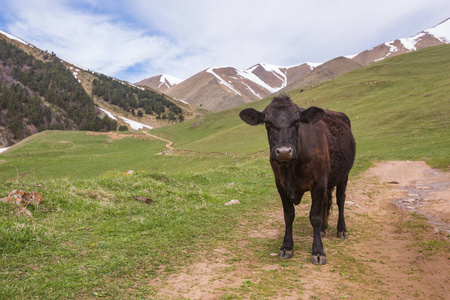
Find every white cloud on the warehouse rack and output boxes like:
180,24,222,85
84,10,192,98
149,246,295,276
126,0,450,75
4,0,181,81
2,0,450,82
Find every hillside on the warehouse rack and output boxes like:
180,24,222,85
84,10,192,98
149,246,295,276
281,57,363,92
352,17,450,65
0,31,185,146
0,38,117,146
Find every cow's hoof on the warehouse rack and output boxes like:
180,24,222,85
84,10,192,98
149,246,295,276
311,254,326,265
278,249,293,259
337,231,348,239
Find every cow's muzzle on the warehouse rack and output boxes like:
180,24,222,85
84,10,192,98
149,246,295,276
274,146,294,162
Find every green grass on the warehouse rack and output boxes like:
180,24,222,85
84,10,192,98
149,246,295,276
0,159,276,299
0,44,449,298
0,130,257,182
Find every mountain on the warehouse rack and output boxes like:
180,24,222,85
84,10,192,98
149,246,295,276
0,30,185,147
137,18,450,112
163,63,318,112
135,74,183,93
352,17,450,65
0,37,117,146
281,57,363,92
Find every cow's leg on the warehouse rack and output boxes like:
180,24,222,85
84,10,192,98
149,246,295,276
336,178,349,239
278,194,295,259
320,188,333,237
310,185,327,265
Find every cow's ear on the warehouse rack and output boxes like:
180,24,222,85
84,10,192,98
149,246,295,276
239,108,264,125
300,107,325,124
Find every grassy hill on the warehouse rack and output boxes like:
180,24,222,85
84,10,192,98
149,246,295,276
155,44,450,171
0,44,449,298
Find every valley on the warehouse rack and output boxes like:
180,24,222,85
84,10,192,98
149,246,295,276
0,19,449,300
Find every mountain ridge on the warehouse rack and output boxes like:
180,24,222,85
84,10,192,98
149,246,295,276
162,63,320,112
136,17,450,112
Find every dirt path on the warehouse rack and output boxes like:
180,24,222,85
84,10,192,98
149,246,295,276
140,130,175,154
85,131,175,154
150,161,449,299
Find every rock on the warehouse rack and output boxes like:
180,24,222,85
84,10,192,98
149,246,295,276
1,190,43,205
225,199,240,206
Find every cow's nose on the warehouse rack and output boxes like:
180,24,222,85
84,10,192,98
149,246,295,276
275,146,294,162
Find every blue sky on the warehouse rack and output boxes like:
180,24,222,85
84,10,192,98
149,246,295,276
0,0,449,83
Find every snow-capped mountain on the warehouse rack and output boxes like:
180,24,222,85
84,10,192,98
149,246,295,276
162,63,320,112
135,74,183,93
136,62,320,111
137,18,450,112
353,17,450,65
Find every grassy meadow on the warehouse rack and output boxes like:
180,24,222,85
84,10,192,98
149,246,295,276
0,45,449,298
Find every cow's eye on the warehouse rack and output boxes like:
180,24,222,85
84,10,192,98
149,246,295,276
265,122,273,129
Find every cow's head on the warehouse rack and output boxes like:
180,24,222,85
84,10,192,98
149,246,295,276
239,95,324,163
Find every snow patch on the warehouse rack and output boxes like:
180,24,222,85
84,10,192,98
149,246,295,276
0,29,29,46
385,41,399,53
425,18,450,43
399,37,417,52
0,147,9,154
345,53,358,59
174,98,189,105
128,83,145,90
60,58,89,72
119,116,153,130
99,108,117,120
305,62,322,70
243,84,262,99
97,107,153,130
246,63,289,92
236,68,281,94
207,67,242,96
160,74,183,86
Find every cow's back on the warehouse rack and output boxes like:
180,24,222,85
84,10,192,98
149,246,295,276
321,110,355,187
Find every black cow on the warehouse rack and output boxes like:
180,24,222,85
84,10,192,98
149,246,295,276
239,94,355,264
